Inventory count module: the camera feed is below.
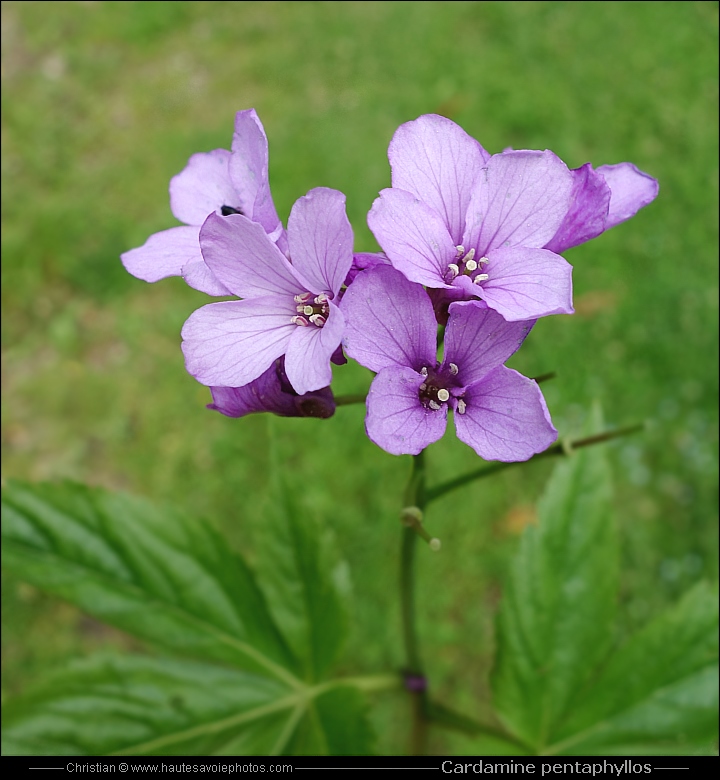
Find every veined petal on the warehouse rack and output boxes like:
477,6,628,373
181,297,295,388
454,366,557,461
287,187,354,297
121,225,201,284
389,114,490,245
344,251,391,287
444,302,534,386
284,301,345,395
368,188,457,289
169,149,238,226
200,212,310,298
366,366,448,456
597,162,659,229
341,265,437,373
544,163,611,254
479,247,574,321
182,259,232,296
229,109,283,238
463,150,573,254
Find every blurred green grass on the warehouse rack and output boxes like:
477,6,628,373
2,0,718,754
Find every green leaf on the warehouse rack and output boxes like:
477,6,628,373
492,408,619,749
547,582,718,756
255,423,349,681
1,654,374,756
1,481,298,684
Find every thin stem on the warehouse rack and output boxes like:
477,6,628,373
400,451,428,755
426,423,644,504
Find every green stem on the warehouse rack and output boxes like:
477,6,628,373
400,451,429,755
426,423,644,504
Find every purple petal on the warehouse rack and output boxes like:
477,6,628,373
479,247,574,321
462,150,573,254
389,114,490,245
121,225,202,284
343,251,391,287
444,302,535,385
597,162,659,229
454,366,557,461
182,259,232,296
543,163,611,254
284,301,345,395
341,265,437,373
209,360,335,419
200,212,310,298
287,188,354,297
169,149,238,226
229,109,283,239
181,297,295,387
366,366,448,456
368,188,456,289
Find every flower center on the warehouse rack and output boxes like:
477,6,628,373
220,205,244,216
418,365,457,411
444,245,489,286
291,292,330,327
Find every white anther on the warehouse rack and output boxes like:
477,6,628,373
455,245,465,258
294,292,312,303
309,314,326,327
420,367,429,376
465,259,478,272
303,305,314,316
474,274,489,284
478,256,489,265
428,400,441,411
419,383,427,392
446,263,459,279
457,399,466,415
449,363,459,375
314,293,329,304
437,388,450,402
291,315,309,326
464,248,476,263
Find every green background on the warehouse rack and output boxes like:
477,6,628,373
2,0,718,753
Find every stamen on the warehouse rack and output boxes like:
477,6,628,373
449,363,458,375
446,263,459,279
294,292,312,303
465,259,478,272
457,399,466,415
314,293,329,304
291,315,309,326
455,245,465,258
478,256,489,265
428,400,441,411
303,305,314,316
420,367,429,376
419,383,427,392
309,314,326,327
474,274,489,284
464,248,476,263
437,388,450,402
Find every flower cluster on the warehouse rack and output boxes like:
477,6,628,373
122,111,657,462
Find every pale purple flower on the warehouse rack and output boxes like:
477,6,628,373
368,114,576,322
209,358,335,420
182,187,352,395
341,266,556,460
121,109,283,296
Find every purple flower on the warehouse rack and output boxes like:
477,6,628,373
121,109,283,296
209,358,335,420
341,266,557,460
182,187,353,395
368,114,576,322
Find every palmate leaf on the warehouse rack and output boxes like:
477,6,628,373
491,411,719,756
1,655,372,756
491,408,619,749
1,481,378,755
